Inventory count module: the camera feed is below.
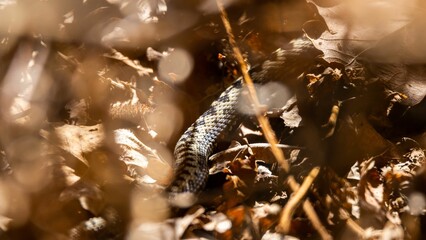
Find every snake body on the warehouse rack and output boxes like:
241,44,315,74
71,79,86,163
167,37,320,201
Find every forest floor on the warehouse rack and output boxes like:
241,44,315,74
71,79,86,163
0,0,425,239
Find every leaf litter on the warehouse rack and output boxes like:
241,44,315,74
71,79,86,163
0,0,425,239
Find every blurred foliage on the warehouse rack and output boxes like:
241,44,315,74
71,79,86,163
0,0,425,239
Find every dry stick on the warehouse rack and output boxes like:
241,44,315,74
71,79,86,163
278,167,320,233
209,143,300,164
215,0,287,172
215,1,332,239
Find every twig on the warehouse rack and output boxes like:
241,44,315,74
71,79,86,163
209,143,301,164
216,0,288,173
278,167,320,232
215,1,332,239
301,194,332,239
322,101,341,139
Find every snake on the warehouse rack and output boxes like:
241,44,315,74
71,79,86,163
167,37,321,204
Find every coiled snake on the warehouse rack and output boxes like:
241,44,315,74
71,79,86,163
167,37,321,204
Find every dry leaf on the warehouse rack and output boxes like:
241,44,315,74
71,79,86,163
280,96,302,128
306,0,421,64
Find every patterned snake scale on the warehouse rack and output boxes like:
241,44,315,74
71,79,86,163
167,37,321,204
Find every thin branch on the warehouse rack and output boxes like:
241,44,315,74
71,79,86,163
216,0,288,173
215,1,332,239
278,167,320,233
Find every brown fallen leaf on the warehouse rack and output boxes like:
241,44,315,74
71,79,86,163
305,0,421,64
365,64,426,106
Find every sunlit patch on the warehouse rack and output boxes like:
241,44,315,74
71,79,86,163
203,212,232,233
0,42,50,126
101,17,174,48
101,26,131,45
114,128,174,186
408,192,426,215
145,103,184,143
0,180,30,229
63,10,74,24
0,0,16,9
127,222,174,240
198,0,237,14
158,48,193,84
169,192,197,208
6,136,51,192
237,82,291,115
130,189,169,223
